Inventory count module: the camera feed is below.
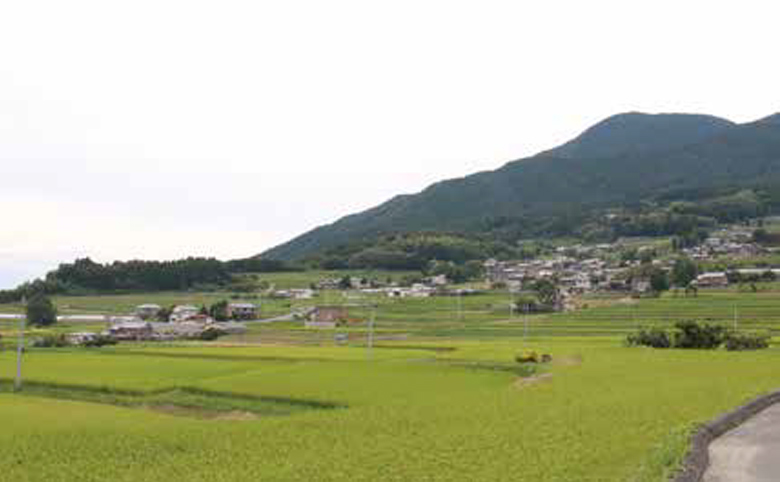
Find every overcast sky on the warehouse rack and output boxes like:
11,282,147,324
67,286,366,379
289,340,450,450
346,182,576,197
0,0,777,288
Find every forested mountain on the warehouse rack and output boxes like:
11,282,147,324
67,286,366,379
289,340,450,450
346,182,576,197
540,112,735,159
263,112,780,263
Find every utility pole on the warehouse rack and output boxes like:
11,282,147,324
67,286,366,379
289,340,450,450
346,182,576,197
523,303,529,344
508,287,514,320
366,304,376,360
14,296,26,392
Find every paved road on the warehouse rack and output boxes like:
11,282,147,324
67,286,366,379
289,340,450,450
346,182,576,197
1,314,107,322
704,403,780,482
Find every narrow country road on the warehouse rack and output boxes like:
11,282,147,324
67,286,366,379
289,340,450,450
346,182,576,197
704,403,780,482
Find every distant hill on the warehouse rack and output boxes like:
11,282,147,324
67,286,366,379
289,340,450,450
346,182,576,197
263,112,780,262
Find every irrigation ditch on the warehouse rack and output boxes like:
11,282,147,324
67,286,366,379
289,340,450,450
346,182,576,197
0,378,345,420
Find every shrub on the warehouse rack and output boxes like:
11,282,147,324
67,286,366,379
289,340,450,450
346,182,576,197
626,321,769,351
515,351,552,364
26,294,58,326
625,327,671,348
83,335,118,348
199,327,225,341
723,331,771,351
672,320,726,349
32,334,69,348
515,351,539,363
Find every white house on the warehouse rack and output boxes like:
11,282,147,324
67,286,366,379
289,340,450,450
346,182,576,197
170,305,201,323
226,303,257,320
695,272,729,288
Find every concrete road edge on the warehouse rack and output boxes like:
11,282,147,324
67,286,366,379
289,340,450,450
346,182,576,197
672,389,780,482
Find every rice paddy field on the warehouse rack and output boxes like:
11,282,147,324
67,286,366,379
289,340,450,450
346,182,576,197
2,285,780,480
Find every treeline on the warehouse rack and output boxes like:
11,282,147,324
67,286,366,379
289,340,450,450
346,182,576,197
48,257,231,292
224,256,303,273
0,278,61,304
0,256,302,303
303,232,517,271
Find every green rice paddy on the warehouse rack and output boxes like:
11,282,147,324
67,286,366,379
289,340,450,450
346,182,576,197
2,285,780,480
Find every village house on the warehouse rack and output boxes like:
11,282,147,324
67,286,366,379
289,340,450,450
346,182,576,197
424,274,448,287
134,303,162,320
150,321,209,340
559,272,592,294
226,302,258,320
305,306,348,328
107,321,153,341
387,283,436,298
289,288,316,299
170,305,200,323
269,290,292,299
316,278,340,290
695,272,729,288
108,315,142,324
631,276,652,294
350,277,371,289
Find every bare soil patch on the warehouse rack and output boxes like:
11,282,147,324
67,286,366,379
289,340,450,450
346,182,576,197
553,354,583,367
513,373,553,389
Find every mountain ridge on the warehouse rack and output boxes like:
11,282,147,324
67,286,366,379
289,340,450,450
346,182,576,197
263,111,780,262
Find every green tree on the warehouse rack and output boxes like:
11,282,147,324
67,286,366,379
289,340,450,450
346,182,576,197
26,294,58,326
532,279,559,307
209,300,230,321
650,269,670,293
671,257,698,287
639,249,655,264
462,260,485,281
514,294,537,312
157,305,173,322
338,276,352,290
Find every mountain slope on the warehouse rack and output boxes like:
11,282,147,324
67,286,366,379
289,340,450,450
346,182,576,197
263,112,780,261
540,112,735,159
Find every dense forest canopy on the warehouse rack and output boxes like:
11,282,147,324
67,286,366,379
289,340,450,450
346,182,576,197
0,256,298,303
